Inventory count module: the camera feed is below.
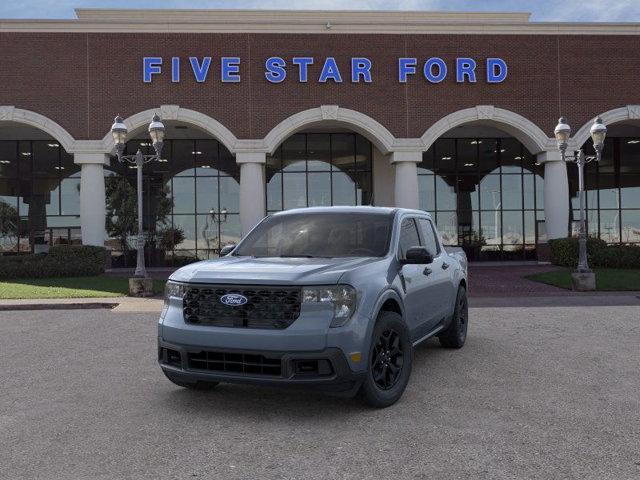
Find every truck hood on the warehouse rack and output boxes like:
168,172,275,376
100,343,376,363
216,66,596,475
169,256,379,285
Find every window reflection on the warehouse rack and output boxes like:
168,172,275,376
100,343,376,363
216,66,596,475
266,133,373,212
570,136,640,245
106,138,239,266
419,137,543,260
0,140,80,253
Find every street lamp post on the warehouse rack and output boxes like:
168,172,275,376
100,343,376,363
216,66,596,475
553,116,607,290
111,114,165,293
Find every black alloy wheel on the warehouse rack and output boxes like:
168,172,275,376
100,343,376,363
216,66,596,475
438,285,468,349
371,328,405,390
456,293,468,344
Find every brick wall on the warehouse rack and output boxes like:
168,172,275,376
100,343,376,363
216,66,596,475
0,32,638,142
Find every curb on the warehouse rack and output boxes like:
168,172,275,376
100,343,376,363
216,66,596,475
0,302,119,311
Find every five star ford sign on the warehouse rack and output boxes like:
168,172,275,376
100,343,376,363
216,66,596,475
143,56,508,84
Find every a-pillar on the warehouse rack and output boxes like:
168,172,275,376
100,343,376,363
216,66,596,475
391,150,422,209
75,153,109,246
538,151,569,240
237,152,266,236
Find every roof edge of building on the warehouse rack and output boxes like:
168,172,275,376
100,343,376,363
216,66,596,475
0,9,638,34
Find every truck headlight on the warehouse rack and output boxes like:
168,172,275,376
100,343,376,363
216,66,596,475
164,281,186,305
302,285,357,327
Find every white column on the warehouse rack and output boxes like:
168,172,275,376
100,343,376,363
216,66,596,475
75,153,109,246
391,150,421,209
237,152,266,236
538,151,569,240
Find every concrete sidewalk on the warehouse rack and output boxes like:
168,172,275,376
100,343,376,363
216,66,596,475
0,296,164,313
1,292,639,313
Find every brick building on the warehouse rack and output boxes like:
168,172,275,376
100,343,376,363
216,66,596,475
0,9,639,264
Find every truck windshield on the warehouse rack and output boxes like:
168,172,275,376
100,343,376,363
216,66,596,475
234,212,393,258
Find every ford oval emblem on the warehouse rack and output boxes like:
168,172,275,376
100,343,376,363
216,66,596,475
219,293,248,306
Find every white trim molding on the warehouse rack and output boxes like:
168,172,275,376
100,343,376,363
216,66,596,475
1,10,639,35
263,106,397,155
0,106,76,153
100,105,239,155
421,105,553,155
571,105,640,150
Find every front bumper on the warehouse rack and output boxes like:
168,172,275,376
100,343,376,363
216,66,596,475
158,339,366,395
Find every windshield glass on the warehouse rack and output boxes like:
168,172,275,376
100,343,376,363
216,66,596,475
234,212,394,258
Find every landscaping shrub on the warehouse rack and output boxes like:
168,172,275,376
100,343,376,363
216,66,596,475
0,245,107,279
597,245,640,269
549,237,640,269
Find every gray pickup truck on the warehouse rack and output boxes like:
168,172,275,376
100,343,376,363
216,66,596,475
159,207,468,407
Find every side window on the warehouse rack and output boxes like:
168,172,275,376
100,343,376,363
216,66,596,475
418,218,441,256
398,218,421,259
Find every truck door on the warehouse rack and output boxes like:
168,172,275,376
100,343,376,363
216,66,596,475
397,217,438,340
417,218,456,332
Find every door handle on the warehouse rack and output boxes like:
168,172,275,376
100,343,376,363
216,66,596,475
423,267,432,276
441,262,450,270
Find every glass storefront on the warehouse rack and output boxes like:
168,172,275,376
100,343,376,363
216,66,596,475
571,137,640,244
0,140,81,253
418,137,544,261
266,133,373,212
107,138,240,267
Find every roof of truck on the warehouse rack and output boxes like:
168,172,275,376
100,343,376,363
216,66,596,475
271,206,432,218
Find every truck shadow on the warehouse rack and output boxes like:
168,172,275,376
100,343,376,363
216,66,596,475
160,337,463,418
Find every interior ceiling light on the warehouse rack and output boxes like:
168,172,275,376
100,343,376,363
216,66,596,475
628,140,640,144
47,143,59,148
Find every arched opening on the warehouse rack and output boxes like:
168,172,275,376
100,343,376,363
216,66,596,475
418,123,544,261
105,121,240,267
0,122,80,254
263,107,396,213
265,129,374,213
572,120,640,244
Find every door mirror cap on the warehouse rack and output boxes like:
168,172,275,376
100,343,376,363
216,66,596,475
219,244,236,256
401,246,434,265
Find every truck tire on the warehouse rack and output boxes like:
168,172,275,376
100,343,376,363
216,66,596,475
163,370,219,390
359,311,413,408
438,285,468,349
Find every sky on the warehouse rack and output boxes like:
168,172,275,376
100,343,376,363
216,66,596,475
0,0,639,22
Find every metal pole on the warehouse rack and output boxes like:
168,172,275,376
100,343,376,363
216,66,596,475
134,149,147,278
576,150,590,273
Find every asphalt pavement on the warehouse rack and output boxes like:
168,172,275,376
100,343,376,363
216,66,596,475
1,305,639,480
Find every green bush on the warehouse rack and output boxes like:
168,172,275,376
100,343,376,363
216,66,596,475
549,237,640,269
597,245,640,269
0,245,107,279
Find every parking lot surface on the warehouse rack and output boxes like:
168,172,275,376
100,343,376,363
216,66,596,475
1,305,639,480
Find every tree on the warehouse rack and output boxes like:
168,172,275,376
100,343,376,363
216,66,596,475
0,200,19,251
105,176,173,251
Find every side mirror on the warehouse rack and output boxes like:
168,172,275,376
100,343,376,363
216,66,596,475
401,246,434,265
219,244,236,256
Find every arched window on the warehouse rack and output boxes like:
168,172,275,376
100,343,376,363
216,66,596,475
0,139,80,253
106,137,240,267
570,135,640,244
418,137,544,261
266,133,373,213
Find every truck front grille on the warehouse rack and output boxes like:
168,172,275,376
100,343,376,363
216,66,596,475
187,350,282,376
183,285,302,329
